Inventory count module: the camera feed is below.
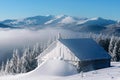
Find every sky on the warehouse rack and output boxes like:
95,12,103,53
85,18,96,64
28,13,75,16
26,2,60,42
0,0,120,20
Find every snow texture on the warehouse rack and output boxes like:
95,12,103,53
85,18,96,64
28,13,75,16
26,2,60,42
31,59,78,76
0,62,120,80
59,16,76,24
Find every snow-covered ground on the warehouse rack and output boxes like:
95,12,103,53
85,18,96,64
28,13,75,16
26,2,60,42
0,61,120,80
61,62,120,80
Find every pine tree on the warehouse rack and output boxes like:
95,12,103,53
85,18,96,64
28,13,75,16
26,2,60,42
5,59,10,74
113,38,120,61
0,62,5,73
108,36,116,60
21,48,29,73
32,43,41,58
16,55,21,73
21,47,38,73
112,42,117,61
9,49,20,73
117,47,120,61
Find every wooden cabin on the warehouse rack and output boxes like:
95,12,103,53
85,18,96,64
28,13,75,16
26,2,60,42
37,38,111,72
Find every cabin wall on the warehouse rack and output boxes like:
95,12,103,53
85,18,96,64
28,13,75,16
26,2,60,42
77,59,110,72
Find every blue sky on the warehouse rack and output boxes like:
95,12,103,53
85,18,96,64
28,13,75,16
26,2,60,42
0,0,120,20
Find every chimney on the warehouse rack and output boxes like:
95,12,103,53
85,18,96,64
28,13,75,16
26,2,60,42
58,33,62,39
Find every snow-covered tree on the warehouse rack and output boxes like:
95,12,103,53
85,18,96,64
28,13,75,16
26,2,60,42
98,38,110,52
32,43,42,58
21,46,38,73
117,47,120,61
108,36,116,59
4,49,20,74
21,48,30,73
112,42,117,61
0,62,5,73
10,49,20,73
5,59,10,74
113,38,120,61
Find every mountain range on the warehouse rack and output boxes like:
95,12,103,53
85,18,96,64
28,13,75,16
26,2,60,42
0,15,120,35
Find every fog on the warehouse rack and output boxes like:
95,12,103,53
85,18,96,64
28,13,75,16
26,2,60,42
0,28,86,62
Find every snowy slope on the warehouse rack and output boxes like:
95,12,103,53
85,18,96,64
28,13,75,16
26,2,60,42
59,62,120,80
28,59,78,76
0,59,77,80
0,62,120,80
45,15,67,25
58,16,76,24
77,17,116,26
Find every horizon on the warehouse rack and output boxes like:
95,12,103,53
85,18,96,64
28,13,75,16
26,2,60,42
0,0,120,20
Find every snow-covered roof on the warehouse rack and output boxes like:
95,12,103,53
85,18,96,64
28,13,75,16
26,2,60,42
59,38,111,61
37,38,111,61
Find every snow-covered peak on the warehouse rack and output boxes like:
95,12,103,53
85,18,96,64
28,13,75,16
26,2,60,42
55,15,67,19
44,19,55,24
45,15,69,25
89,17,103,21
59,16,76,24
77,17,104,25
77,20,88,25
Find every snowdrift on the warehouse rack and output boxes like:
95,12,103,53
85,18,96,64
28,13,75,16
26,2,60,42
29,59,78,76
0,62,120,80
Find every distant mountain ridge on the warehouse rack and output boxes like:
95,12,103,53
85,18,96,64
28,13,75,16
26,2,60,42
1,15,116,27
1,15,120,35
0,23,15,28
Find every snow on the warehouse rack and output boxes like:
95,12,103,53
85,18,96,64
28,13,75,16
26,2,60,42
45,19,55,24
89,17,101,20
59,16,76,24
0,59,78,80
77,20,88,25
45,15,77,25
45,15,66,24
77,17,100,25
77,17,116,26
77,17,97,25
31,59,78,76
0,62,120,80
55,15,66,19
